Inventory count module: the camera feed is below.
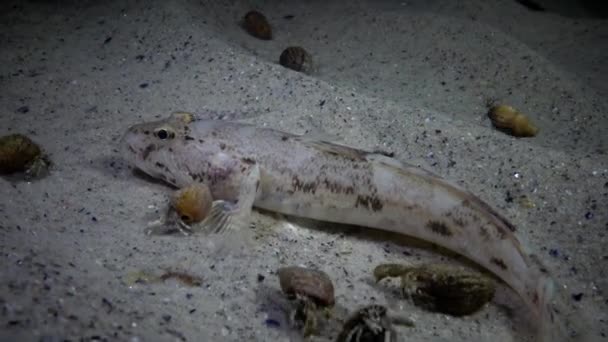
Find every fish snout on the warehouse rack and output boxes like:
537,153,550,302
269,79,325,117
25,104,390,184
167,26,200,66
120,127,145,162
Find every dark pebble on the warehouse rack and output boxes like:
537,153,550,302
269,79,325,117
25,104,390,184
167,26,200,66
139,83,149,89
584,212,593,219
103,37,112,44
264,318,280,328
571,293,583,301
16,106,29,113
257,274,265,282
162,314,172,322
549,249,559,257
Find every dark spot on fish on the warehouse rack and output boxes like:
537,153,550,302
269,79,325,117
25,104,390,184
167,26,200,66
426,221,452,236
355,195,383,212
291,175,318,194
142,144,156,160
322,179,354,194
281,136,288,141
241,157,256,165
219,143,226,150
453,217,466,227
372,150,395,158
490,257,508,270
532,291,539,305
479,226,490,240
185,136,194,141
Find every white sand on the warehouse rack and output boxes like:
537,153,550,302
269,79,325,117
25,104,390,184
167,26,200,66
0,0,606,341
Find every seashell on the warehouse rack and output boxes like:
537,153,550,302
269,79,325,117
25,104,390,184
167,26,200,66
488,104,538,137
242,10,272,40
171,183,213,224
279,46,313,74
337,305,400,342
0,133,42,174
374,263,495,316
278,266,335,306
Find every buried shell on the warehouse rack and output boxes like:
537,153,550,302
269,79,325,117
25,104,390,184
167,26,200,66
279,46,313,74
278,266,335,306
242,10,272,40
488,104,538,137
171,183,213,224
374,263,496,316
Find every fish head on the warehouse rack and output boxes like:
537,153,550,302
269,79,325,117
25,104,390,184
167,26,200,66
120,112,197,186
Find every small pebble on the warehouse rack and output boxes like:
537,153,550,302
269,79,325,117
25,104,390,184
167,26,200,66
571,293,583,301
549,249,559,257
264,318,280,328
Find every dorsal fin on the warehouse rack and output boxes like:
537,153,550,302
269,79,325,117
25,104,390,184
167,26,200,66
294,137,371,162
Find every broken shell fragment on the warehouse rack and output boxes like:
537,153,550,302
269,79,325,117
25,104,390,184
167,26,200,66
242,10,272,40
279,46,313,74
171,183,213,224
488,104,538,137
374,263,496,316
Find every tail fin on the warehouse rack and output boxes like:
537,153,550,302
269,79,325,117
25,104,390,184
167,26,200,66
536,277,596,342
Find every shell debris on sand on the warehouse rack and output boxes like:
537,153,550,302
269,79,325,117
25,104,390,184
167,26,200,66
279,46,313,74
0,133,51,180
277,266,335,337
487,104,539,137
242,10,272,40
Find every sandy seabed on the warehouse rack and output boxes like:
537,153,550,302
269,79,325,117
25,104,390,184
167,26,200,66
1,0,607,341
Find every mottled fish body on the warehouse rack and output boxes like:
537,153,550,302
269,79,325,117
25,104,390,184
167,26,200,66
121,112,574,341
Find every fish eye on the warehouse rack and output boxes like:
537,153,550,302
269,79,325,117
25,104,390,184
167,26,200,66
154,127,175,140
